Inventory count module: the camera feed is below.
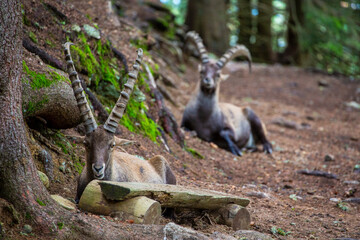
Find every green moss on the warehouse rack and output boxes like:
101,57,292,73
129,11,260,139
36,198,46,206
57,222,64,230
185,147,204,159
53,131,72,154
73,155,84,174
120,97,160,142
28,31,38,43
23,96,49,117
45,39,55,48
23,61,69,90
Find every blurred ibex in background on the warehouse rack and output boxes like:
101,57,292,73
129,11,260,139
64,43,176,203
181,31,272,156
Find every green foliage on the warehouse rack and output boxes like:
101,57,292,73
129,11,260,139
161,0,188,25
337,201,349,211
28,31,38,44
302,1,360,78
73,155,84,174
36,198,46,206
271,226,291,236
185,147,204,159
53,131,72,154
57,222,64,230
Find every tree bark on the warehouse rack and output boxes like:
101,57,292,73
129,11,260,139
0,1,188,239
238,0,252,48
185,0,230,56
279,0,304,64
252,0,274,63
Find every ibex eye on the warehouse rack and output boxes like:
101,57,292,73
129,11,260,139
110,142,115,148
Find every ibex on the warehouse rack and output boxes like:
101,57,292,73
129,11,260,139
63,43,176,203
181,31,272,156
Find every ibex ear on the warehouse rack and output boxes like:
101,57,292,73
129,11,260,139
220,74,229,81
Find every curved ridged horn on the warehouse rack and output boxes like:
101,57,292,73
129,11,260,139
103,48,144,133
64,42,98,134
185,31,209,65
216,45,252,72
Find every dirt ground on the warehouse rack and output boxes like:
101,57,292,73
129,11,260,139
4,0,359,239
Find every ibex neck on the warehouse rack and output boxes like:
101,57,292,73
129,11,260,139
196,90,220,118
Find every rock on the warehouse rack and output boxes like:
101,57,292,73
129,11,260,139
318,79,329,87
51,195,76,211
37,171,50,188
330,198,341,203
245,191,270,199
83,24,100,39
163,222,209,240
210,232,237,240
59,162,66,173
271,117,301,130
71,24,81,33
23,224,32,234
343,180,359,185
345,101,360,110
324,154,335,162
38,149,53,180
233,230,274,240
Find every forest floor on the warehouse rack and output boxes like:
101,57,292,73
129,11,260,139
2,0,359,239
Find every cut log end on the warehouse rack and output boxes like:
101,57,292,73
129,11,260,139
215,204,251,230
79,181,161,224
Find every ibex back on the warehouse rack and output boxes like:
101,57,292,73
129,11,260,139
181,32,272,156
63,43,176,203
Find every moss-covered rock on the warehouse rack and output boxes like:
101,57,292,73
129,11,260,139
37,170,50,188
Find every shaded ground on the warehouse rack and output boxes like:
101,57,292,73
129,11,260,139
2,0,359,239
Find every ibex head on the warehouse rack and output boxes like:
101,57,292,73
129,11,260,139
186,31,252,95
63,43,143,179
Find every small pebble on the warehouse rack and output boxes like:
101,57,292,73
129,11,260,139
330,198,341,202
343,180,359,185
324,154,335,162
23,224,32,234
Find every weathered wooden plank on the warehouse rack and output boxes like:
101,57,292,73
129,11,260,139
79,181,161,224
98,181,250,209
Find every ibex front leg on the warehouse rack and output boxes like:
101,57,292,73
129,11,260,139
219,129,243,156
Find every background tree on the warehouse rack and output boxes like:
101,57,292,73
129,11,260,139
279,0,304,64
185,0,230,55
237,0,252,48
252,0,274,62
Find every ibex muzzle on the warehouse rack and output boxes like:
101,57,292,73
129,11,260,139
64,43,176,203
181,31,272,156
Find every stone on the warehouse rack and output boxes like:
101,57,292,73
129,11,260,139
343,180,359,185
51,195,76,211
318,79,329,87
233,230,274,240
163,222,209,240
245,191,270,199
37,171,49,189
23,224,32,234
83,24,100,39
324,154,335,162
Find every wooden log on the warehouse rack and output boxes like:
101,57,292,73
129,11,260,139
79,181,161,224
98,181,250,209
214,204,251,230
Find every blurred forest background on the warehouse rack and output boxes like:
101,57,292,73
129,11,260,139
161,0,360,79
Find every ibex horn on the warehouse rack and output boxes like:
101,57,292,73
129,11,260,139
64,42,98,134
103,48,144,133
216,45,252,72
185,31,209,65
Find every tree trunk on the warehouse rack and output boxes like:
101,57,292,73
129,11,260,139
0,1,193,239
279,0,304,64
253,0,274,63
237,0,252,48
185,0,230,56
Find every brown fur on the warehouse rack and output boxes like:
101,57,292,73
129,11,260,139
75,126,176,203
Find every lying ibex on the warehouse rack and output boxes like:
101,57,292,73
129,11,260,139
63,43,176,203
181,31,272,156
